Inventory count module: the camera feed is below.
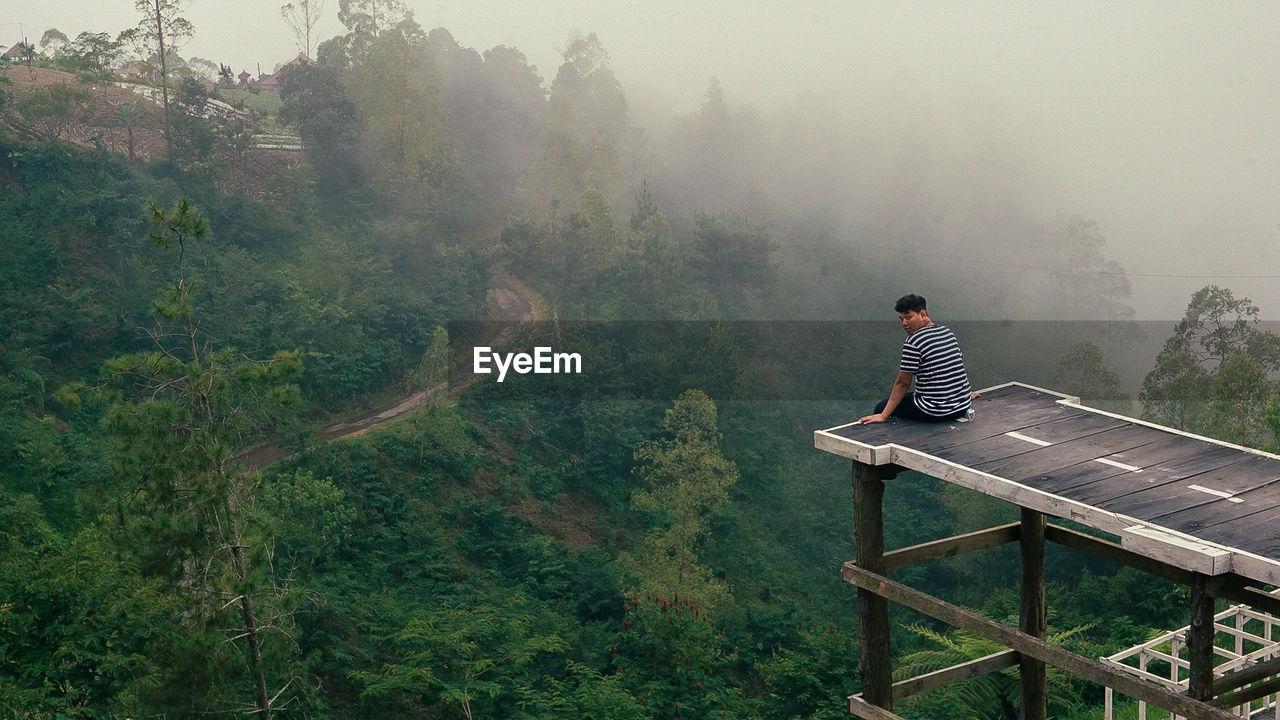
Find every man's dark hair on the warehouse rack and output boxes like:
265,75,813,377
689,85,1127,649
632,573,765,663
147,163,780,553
894,294,927,313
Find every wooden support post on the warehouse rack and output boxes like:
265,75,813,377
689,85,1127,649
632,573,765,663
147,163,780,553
842,562,1241,720
1187,573,1215,701
1020,508,1048,720
1214,652,1280,694
855,460,893,711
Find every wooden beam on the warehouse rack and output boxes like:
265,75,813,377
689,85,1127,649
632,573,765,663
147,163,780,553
848,693,911,720
841,562,1240,720
1210,672,1280,709
1043,524,1280,617
1044,523,1192,584
1187,573,1215,701
882,522,1021,571
891,649,1020,700
1214,583,1280,619
854,460,893,710
1020,509,1048,720
1213,653,1280,694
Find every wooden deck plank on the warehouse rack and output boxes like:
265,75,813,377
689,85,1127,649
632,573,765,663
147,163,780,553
1093,432,1223,468
1105,454,1280,524
1005,411,1131,444
1066,439,1248,506
1018,462,1135,495
815,382,1280,583
1199,506,1280,557
825,391,1086,462
907,405,1089,454
965,425,1161,483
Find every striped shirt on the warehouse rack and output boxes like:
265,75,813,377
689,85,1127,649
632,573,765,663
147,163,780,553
899,324,972,416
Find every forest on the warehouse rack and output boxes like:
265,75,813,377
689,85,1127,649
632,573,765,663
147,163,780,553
4,1,1280,718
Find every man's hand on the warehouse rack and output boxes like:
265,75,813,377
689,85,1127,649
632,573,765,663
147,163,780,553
857,413,888,424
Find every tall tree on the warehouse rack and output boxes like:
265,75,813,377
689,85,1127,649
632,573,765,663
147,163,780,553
93,199,304,718
337,0,407,38
1052,340,1128,402
279,60,365,211
341,23,455,219
688,213,777,316
520,31,628,213
131,0,195,163
62,31,124,85
38,28,70,56
1141,285,1280,439
281,0,326,61
1205,351,1275,447
628,389,738,610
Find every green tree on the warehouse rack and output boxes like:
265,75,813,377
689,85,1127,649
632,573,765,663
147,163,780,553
1141,286,1280,438
618,185,685,317
93,199,305,718
279,60,365,211
426,32,545,221
337,0,408,38
628,389,738,610
613,591,758,719
520,31,628,214
342,25,455,219
107,94,152,159
1205,352,1274,447
517,660,646,720
357,596,567,720
756,622,861,720
263,469,354,572
1139,337,1211,431
14,82,96,142
895,625,1092,720
0,493,174,717
131,0,196,162
1170,285,1280,369
39,28,70,56
410,325,452,401
688,213,777,316
1052,340,1128,402
61,31,124,86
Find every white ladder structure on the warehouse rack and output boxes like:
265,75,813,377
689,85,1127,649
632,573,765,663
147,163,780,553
1103,600,1280,719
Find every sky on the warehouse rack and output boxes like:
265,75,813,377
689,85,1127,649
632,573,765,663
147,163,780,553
4,1,1280,318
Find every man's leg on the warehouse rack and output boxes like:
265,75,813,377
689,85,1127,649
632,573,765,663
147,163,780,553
874,394,967,422
874,392,929,421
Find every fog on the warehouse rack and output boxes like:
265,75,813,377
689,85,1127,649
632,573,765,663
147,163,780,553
10,0,1280,318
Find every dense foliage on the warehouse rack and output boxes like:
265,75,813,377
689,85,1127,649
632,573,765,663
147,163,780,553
4,11,1280,720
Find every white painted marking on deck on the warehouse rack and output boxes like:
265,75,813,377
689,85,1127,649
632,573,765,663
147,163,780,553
1094,458,1143,473
1005,431,1051,447
1188,484,1245,503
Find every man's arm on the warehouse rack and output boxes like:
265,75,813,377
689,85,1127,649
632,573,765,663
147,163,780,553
858,371,913,424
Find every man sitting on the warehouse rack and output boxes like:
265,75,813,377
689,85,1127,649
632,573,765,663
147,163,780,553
858,293,972,424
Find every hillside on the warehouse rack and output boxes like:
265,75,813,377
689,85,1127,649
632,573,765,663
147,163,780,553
3,19,1280,720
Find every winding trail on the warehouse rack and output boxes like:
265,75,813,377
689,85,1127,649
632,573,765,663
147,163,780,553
241,275,537,470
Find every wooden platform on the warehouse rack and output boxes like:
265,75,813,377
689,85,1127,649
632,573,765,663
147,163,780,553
816,382,1280,586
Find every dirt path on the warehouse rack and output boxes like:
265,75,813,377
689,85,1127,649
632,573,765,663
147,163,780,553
240,275,537,470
